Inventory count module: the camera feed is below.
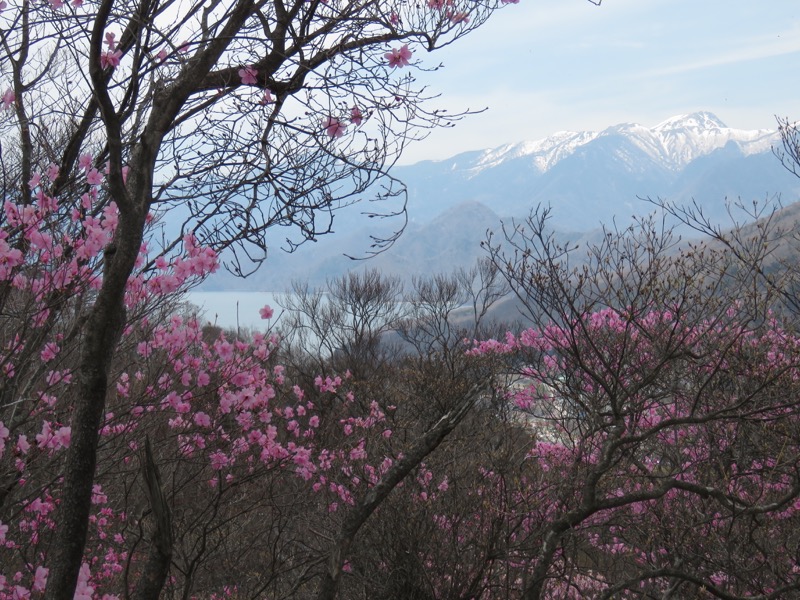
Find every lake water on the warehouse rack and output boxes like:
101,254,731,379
186,291,282,331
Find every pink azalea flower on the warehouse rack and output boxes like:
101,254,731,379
209,450,229,471
350,105,363,126
388,11,399,24
36,421,53,448
13,585,30,599
74,564,94,600
33,567,47,592
215,340,233,361
0,1,7,12
48,0,64,8
40,342,60,363
53,426,71,448
449,11,469,23
2,88,14,111
47,163,60,181
86,168,103,185
100,50,122,69
260,89,274,104
322,116,346,138
259,304,274,319
384,44,412,68
156,49,168,63
194,412,211,427
78,153,93,171
90,484,107,505
72,0,83,7
104,32,116,50
239,66,258,85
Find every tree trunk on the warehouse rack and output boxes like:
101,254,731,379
132,437,173,600
44,210,145,600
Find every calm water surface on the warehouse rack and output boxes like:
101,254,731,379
186,291,282,331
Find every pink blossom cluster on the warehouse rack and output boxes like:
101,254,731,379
460,304,800,596
0,283,415,596
0,154,239,596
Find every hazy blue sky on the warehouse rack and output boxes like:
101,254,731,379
401,0,800,163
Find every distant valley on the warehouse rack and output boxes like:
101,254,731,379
203,112,800,291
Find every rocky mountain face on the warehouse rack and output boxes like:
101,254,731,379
204,112,800,290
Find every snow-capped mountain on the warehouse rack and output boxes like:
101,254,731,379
470,130,599,174
204,112,800,290
392,111,793,231
464,111,777,176
625,112,775,170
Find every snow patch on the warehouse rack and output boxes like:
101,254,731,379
462,112,778,175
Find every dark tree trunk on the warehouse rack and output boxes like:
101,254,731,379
132,437,173,600
44,210,145,600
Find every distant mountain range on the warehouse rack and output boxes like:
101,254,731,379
203,112,800,291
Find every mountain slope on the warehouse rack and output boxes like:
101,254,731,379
203,112,800,290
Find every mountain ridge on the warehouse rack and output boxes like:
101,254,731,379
203,112,800,290
430,111,777,178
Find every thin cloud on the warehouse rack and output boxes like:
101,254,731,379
644,31,800,77
403,1,800,163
